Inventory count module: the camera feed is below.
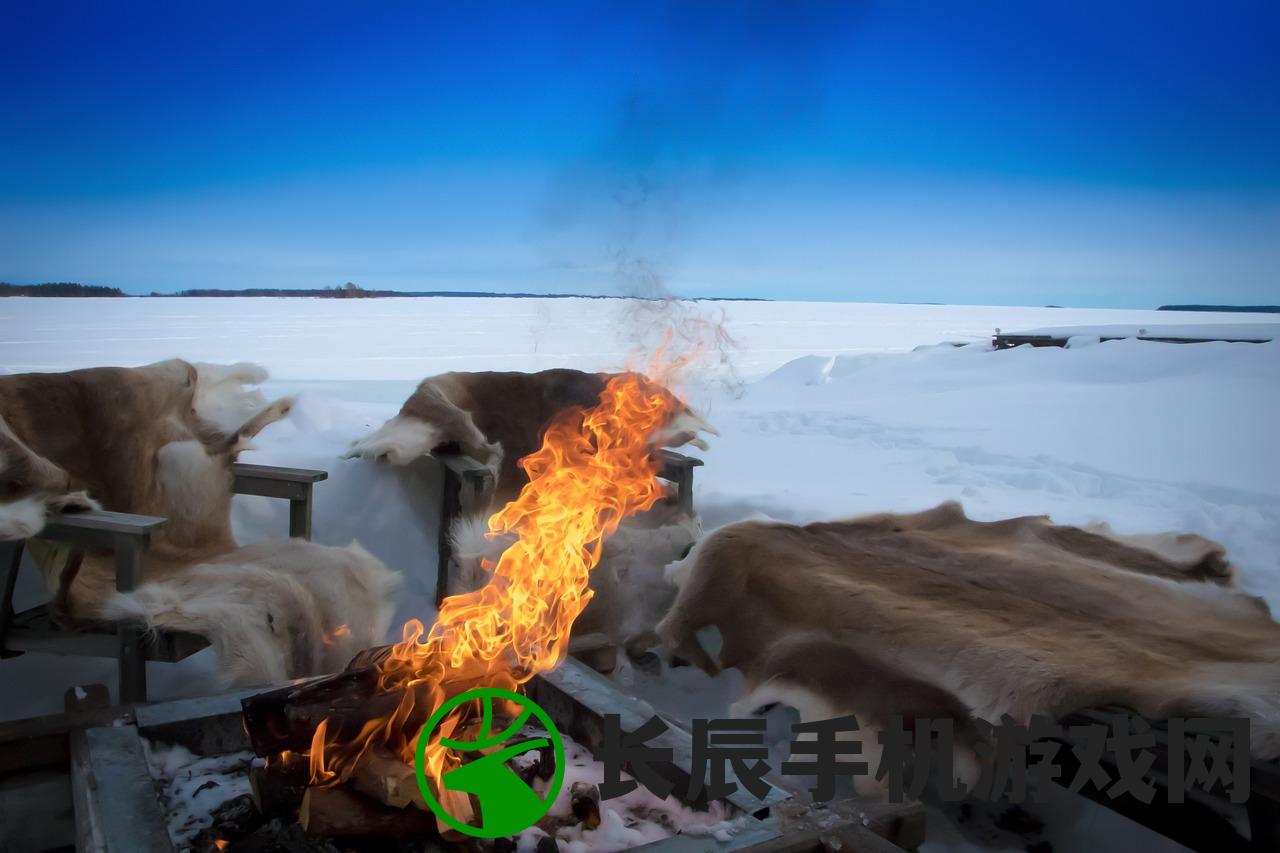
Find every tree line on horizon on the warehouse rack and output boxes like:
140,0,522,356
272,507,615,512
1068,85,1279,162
0,281,764,301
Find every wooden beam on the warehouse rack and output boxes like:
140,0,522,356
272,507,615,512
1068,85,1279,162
78,725,175,852
39,510,165,549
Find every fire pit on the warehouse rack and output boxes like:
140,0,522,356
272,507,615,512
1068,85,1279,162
40,661,922,852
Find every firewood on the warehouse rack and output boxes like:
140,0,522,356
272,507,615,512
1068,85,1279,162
350,747,426,810
249,752,310,818
240,656,491,758
241,667,386,756
298,786,435,838
568,633,617,674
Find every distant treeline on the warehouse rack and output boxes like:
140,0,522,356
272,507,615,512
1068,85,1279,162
2,280,763,301
160,282,614,299
0,282,127,297
1159,304,1280,313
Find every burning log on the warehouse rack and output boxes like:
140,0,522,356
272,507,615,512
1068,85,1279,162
297,786,435,838
241,667,388,757
240,653,494,759
350,747,425,810
249,752,310,818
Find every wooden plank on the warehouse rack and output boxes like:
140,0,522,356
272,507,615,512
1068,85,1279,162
993,332,1273,350
432,451,493,481
5,605,207,661
67,685,109,853
0,767,76,853
231,463,328,484
80,725,175,852
134,688,260,755
0,706,135,775
38,511,165,548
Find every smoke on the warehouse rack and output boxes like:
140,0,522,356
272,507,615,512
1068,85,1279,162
533,1,860,386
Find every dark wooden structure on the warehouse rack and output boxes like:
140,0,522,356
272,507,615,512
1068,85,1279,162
993,330,1275,350
0,463,327,704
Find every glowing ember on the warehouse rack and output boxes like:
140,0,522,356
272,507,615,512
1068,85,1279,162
308,366,685,801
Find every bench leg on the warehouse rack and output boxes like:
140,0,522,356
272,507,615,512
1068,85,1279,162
288,489,313,540
0,540,24,656
113,535,147,704
435,466,463,607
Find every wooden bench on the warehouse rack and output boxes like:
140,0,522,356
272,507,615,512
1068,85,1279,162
0,463,327,705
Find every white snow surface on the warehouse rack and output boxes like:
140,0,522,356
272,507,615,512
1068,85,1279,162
1,296,1278,723
5,297,1276,852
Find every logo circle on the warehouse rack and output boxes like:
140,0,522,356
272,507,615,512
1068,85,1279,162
413,686,566,838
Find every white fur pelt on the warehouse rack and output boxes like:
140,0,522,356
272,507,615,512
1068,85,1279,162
101,540,401,687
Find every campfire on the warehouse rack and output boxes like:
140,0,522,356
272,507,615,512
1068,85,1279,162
240,368,688,843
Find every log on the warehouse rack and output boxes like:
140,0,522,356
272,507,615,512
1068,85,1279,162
248,752,310,818
241,667,386,756
298,786,435,838
240,651,491,758
350,747,426,810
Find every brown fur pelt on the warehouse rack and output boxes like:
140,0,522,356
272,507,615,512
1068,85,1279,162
659,502,1280,760
345,368,713,509
0,360,399,685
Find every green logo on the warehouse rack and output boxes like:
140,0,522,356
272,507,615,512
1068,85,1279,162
413,687,566,838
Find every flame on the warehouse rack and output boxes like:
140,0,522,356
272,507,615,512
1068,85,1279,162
307,365,686,796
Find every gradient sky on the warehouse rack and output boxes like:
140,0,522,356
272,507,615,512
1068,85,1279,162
2,1,1277,306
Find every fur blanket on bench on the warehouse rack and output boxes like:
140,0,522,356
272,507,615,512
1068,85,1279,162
659,502,1280,769
2,360,398,686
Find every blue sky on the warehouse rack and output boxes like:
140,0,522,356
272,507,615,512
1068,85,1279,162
1,1,1277,306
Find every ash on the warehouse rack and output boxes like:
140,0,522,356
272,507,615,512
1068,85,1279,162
142,739,256,850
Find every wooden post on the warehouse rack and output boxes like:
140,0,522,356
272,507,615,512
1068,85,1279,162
436,463,463,607
288,488,312,540
433,452,495,607
114,533,147,704
657,450,702,516
0,540,23,656
230,463,327,540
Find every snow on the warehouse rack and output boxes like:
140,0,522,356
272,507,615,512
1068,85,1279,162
2,296,1277,852
141,740,255,850
2,297,1277,721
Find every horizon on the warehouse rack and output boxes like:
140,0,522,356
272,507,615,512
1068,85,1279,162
2,1,1277,309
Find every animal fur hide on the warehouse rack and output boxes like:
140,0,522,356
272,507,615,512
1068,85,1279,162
1,360,399,686
659,502,1280,760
